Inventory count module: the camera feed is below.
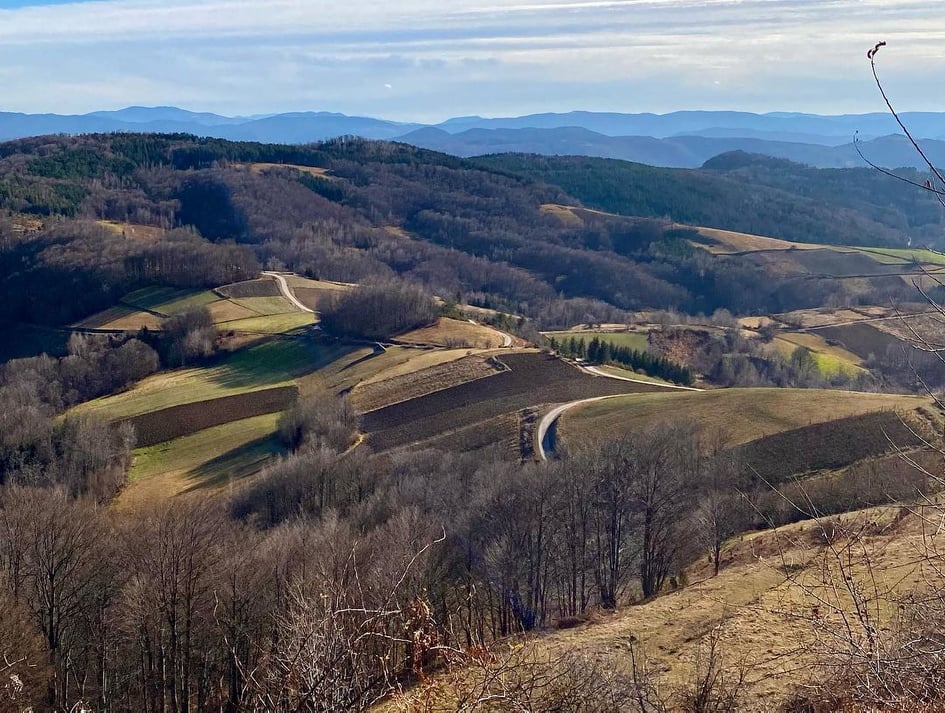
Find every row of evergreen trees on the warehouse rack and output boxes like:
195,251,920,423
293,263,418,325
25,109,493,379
547,334,694,386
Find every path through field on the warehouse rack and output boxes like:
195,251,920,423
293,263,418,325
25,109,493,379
536,365,701,460
261,271,314,314
468,318,512,347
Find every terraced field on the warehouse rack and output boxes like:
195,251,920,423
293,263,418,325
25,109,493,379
217,278,282,299
284,275,352,311
362,353,666,452
74,305,163,331
694,226,945,280
217,312,315,334
694,226,831,254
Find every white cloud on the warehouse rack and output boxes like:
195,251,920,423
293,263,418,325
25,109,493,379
0,0,942,118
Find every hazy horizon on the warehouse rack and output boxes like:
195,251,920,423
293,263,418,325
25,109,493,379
0,0,942,122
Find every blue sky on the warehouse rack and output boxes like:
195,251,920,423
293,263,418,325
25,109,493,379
0,0,942,120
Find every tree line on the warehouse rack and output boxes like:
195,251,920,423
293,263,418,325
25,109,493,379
547,334,694,385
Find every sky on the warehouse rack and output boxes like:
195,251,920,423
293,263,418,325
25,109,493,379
0,0,943,121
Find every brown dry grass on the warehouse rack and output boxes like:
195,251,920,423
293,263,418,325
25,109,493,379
540,203,585,227
398,318,507,349
74,305,163,331
246,162,336,179
560,388,931,448
694,226,856,255
207,300,259,323
776,307,886,329
96,220,165,242
738,315,780,329
385,226,413,239
389,505,945,711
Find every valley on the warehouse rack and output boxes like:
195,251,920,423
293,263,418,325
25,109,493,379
2,132,945,711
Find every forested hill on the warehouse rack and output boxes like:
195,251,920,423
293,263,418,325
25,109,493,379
475,152,945,248
0,134,934,336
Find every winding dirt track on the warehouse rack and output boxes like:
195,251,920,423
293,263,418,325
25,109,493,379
261,271,314,314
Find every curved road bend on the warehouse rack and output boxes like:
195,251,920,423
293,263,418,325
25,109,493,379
535,364,702,461
261,271,315,314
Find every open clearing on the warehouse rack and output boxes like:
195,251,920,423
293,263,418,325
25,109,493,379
282,275,352,311
816,322,905,361
594,364,675,385
122,287,219,316
246,162,335,178
859,246,945,266
74,338,339,421
297,345,477,404
540,203,585,227
737,409,926,482
96,220,165,242
559,388,930,449
693,226,945,276
120,413,283,510
78,278,306,333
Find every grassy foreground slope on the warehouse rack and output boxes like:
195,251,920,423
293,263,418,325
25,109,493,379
559,388,931,447
395,505,931,711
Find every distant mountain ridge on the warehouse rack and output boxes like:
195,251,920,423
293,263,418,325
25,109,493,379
1,105,944,168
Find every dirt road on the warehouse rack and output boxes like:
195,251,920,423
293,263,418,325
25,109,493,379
535,365,701,460
261,271,314,314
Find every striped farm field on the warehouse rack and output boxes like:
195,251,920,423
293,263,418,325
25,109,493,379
122,287,220,316
124,385,297,447
219,312,315,335
73,338,340,421
362,352,667,452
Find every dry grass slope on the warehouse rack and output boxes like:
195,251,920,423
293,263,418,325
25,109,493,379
559,388,931,448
